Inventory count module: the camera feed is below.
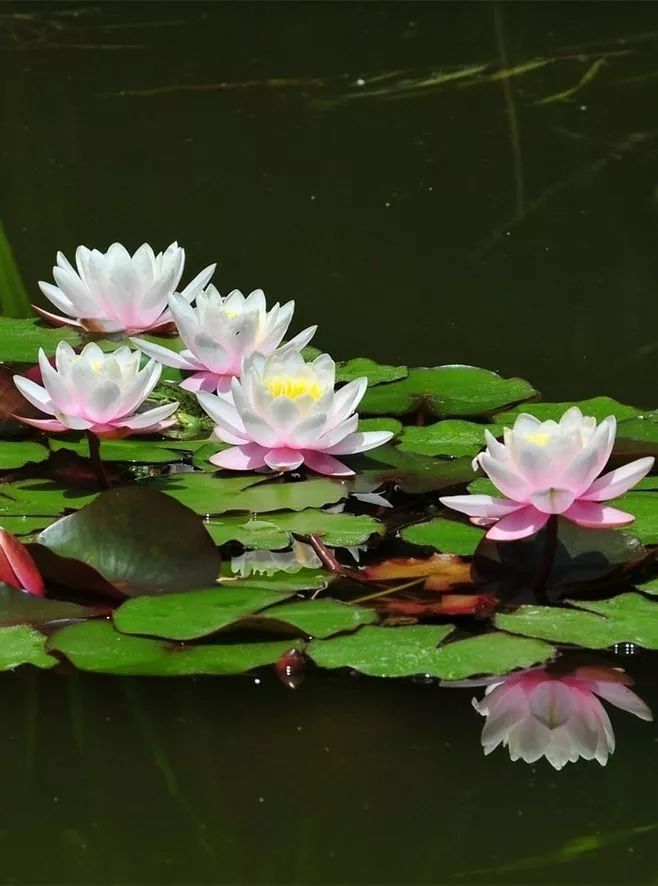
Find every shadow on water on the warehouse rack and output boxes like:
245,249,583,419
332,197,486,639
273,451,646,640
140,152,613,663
2,1,658,883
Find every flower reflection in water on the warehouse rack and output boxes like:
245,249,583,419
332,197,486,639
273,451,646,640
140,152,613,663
463,663,652,770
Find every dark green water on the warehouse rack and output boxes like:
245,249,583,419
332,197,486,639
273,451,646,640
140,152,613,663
2,2,658,883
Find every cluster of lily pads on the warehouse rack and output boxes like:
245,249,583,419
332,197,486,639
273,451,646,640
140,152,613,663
2,240,658,768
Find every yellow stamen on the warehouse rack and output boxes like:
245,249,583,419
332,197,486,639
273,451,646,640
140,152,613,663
224,309,239,319
525,432,550,446
90,361,104,373
264,376,323,400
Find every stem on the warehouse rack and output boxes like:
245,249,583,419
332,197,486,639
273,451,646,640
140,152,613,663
533,514,558,603
86,431,111,491
301,535,385,589
352,577,426,605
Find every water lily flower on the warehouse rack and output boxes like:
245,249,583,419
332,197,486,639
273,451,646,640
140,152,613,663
440,407,654,540
466,664,652,770
0,529,45,596
196,349,393,476
132,286,317,393
13,341,178,438
36,242,215,335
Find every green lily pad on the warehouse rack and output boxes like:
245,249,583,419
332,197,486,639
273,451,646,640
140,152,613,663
146,474,348,514
0,317,82,362
496,593,658,649
49,437,190,464
613,492,658,545
335,358,407,386
260,598,377,638
113,585,293,640
307,624,554,679
398,420,501,458
0,441,49,470
0,516,53,537
48,619,302,676
31,486,221,597
207,510,382,550
0,480,97,517
0,624,56,670
614,414,658,458
220,569,329,593
350,445,476,494
357,418,403,438
636,578,658,596
359,366,536,418
495,397,640,425
0,584,103,628
401,517,484,555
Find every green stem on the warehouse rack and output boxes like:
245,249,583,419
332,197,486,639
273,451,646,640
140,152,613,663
534,514,558,603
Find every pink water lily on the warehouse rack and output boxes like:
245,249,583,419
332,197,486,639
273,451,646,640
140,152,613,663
440,407,654,540
466,665,652,770
196,349,393,476
0,529,45,596
35,242,215,335
132,286,316,393
13,341,178,438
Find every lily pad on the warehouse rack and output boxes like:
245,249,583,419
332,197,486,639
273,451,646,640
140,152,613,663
0,624,56,670
207,510,382,550
359,366,536,418
335,358,407,386
350,445,476,494
49,437,189,464
0,479,97,517
113,585,293,640
496,593,658,649
0,317,82,362
221,569,329,593
613,492,658,545
398,420,501,458
146,474,348,515
495,397,640,425
0,442,49,470
260,598,377,638
401,518,485,556
357,418,403,438
0,584,104,628
31,486,221,597
307,624,554,679
48,619,303,676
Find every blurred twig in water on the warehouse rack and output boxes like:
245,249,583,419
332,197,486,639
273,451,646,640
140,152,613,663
534,56,607,104
494,3,525,220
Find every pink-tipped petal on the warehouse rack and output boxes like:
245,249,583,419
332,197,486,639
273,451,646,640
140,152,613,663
302,450,355,477
582,457,655,502
179,372,224,393
485,506,550,541
263,447,305,471
563,500,635,528
209,444,268,471
12,415,69,433
31,305,83,328
439,494,523,519
479,453,532,501
0,530,45,596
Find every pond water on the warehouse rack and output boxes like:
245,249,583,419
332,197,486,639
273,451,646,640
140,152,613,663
2,1,658,883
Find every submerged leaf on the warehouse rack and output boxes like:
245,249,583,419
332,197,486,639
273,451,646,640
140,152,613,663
365,553,471,589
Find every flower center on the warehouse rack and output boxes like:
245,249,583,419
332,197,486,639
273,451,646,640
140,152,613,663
264,376,323,400
524,431,551,446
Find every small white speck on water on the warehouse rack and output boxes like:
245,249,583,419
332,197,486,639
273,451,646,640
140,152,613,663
258,796,265,803
580,105,588,111
356,78,366,86
253,678,261,686
310,195,316,200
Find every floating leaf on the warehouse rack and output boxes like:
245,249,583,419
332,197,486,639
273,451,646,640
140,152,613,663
48,619,303,676
350,445,475,494
357,417,403,438
613,492,658,545
221,569,329,593
360,366,536,418
495,397,640,425
113,586,293,640
398,420,501,458
307,624,554,679
207,510,381,550
0,441,49,470
0,584,104,628
0,480,96,517
259,598,377,638
335,358,407,386
401,518,484,556
146,474,347,514
496,593,658,649
49,437,191,464
614,414,658,458
365,553,471,589
0,624,56,670
0,516,53,537
0,317,82,362
31,486,221,597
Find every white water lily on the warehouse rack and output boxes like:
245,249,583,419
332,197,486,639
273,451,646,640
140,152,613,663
132,285,316,393
13,341,178,437
197,349,393,476
36,242,215,335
